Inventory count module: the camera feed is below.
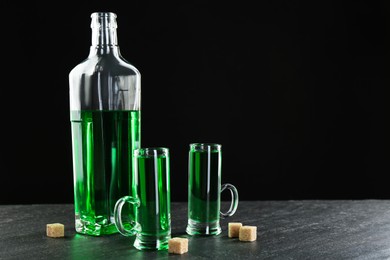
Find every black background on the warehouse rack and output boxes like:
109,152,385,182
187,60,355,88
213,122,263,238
1,1,387,204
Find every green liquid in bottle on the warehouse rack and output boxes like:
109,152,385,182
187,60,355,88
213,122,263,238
70,110,140,236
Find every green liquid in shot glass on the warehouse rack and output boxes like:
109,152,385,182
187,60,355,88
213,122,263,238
113,147,171,250
135,152,171,249
188,149,221,224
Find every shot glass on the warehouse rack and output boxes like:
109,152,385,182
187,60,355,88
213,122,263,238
186,143,239,236
114,147,171,250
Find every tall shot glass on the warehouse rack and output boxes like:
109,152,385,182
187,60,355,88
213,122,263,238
186,143,239,236
114,147,171,250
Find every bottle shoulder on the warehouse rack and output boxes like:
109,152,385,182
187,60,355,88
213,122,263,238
69,54,140,78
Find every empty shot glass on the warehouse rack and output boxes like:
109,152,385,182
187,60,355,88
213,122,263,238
186,143,239,236
114,147,171,250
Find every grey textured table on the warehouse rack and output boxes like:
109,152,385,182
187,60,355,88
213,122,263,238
1,200,390,259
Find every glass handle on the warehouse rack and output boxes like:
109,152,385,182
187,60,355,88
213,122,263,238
220,183,239,218
114,195,141,236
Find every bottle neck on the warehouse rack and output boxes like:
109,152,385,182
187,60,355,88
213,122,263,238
89,12,120,56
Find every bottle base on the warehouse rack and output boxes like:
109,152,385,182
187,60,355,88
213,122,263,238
75,216,118,236
186,219,222,236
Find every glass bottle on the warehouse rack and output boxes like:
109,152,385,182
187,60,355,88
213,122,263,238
68,12,141,236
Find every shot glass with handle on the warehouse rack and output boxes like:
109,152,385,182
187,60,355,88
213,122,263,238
186,143,239,236
114,147,171,250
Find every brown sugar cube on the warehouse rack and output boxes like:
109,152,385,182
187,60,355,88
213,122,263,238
239,225,257,242
228,222,243,238
46,223,64,238
168,237,188,254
